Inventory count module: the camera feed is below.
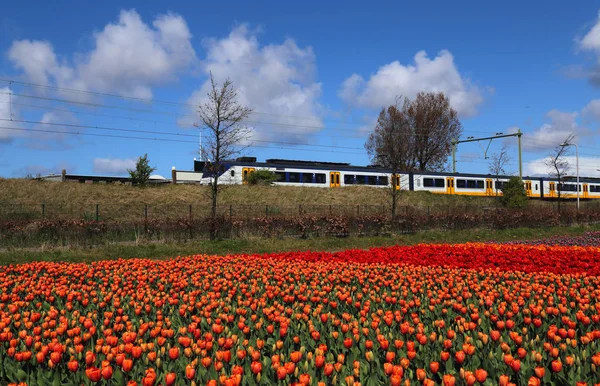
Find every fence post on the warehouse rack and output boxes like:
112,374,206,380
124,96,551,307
427,206,430,217
144,204,148,234
189,204,193,239
95,204,99,222
357,205,360,216
229,204,232,220
266,205,269,218
299,204,302,215
42,203,46,218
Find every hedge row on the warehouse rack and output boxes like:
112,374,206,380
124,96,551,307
1,208,599,247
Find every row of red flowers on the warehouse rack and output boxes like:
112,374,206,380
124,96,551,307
0,244,600,385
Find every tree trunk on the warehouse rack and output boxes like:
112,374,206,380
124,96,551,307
210,177,218,240
391,190,397,223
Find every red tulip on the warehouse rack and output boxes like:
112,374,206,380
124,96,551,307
165,373,176,386
86,366,102,382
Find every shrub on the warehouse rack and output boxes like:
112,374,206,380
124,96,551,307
128,154,157,186
246,170,281,185
500,177,528,208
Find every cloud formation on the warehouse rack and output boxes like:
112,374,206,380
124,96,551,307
575,11,600,87
0,87,18,142
513,110,592,153
187,25,324,143
582,99,600,122
525,156,600,177
339,50,485,117
93,157,136,175
8,10,197,99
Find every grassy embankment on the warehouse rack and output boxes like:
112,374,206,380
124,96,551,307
0,178,581,221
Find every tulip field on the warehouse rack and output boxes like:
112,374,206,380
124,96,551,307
2,243,600,385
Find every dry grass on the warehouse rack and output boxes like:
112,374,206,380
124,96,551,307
0,178,585,221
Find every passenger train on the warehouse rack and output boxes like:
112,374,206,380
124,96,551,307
191,157,600,199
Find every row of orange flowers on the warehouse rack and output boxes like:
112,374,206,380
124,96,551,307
1,244,600,385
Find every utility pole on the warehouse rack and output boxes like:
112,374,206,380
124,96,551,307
517,128,522,179
452,131,523,178
452,140,457,173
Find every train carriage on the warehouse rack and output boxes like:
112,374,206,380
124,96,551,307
180,157,600,200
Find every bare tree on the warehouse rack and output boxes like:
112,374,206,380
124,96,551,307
197,73,253,239
545,134,575,212
365,97,413,220
488,144,512,196
407,92,463,171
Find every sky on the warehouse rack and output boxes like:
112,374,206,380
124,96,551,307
1,1,600,178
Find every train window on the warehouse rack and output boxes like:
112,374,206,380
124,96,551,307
344,175,355,185
301,173,313,183
424,178,445,188
288,173,300,183
368,176,378,185
315,173,326,184
535,184,538,190
590,185,600,192
456,179,467,188
558,184,578,192
379,176,389,185
495,181,506,190
274,172,286,182
230,170,235,177
356,175,367,185
466,180,484,189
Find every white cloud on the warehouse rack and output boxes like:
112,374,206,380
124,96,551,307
582,99,600,122
24,111,80,150
0,87,20,142
518,109,592,152
339,50,485,117
93,157,136,175
8,9,197,99
525,156,600,177
575,11,600,87
187,25,323,143
579,11,600,54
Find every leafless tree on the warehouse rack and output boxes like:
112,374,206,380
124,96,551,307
488,144,512,196
365,97,413,220
545,134,575,212
197,73,253,239
407,92,463,171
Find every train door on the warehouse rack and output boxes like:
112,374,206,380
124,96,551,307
242,168,255,184
524,180,532,197
549,182,556,198
392,174,401,190
485,179,493,196
329,172,340,188
583,184,589,199
446,177,455,194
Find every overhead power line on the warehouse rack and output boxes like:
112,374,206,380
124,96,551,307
0,118,364,151
0,77,501,134
0,125,361,155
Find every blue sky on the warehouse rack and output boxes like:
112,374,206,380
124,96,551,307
1,1,600,178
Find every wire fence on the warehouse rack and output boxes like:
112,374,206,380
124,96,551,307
2,201,599,222
2,202,600,249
